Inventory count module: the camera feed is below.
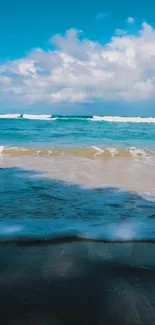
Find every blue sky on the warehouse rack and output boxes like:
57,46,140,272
1,0,155,115
0,0,155,60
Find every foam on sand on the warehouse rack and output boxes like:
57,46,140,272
0,146,4,154
0,145,154,158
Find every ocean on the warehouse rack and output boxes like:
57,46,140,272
1,114,155,324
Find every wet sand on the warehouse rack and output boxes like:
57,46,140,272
1,242,155,325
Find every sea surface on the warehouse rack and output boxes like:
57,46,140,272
1,114,155,324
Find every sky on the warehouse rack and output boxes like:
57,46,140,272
1,0,155,115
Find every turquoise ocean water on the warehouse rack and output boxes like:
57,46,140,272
0,115,155,148
1,115,155,324
1,114,155,239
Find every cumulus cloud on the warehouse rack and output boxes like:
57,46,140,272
126,17,135,24
1,22,155,106
114,29,127,36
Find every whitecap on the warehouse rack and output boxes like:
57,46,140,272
91,116,155,123
23,114,52,120
0,114,21,119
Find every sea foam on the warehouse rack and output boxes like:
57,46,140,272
0,114,155,123
92,116,155,123
0,145,153,158
22,114,52,120
0,114,21,119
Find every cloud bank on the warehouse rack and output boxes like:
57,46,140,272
1,21,155,108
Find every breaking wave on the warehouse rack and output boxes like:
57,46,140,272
0,114,92,120
0,114,21,119
22,114,52,120
0,218,155,244
0,114,155,123
91,116,155,123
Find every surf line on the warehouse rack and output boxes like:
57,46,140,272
0,235,155,246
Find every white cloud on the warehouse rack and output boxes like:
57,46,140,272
1,22,155,107
126,17,135,24
115,29,127,36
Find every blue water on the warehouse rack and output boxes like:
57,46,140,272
0,117,155,148
1,117,155,324
0,116,155,244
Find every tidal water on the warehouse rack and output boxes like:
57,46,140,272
1,115,155,324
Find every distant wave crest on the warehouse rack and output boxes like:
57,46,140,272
0,114,155,123
0,114,21,119
22,114,52,120
91,116,155,123
0,114,92,120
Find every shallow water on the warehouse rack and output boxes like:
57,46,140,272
1,117,155,324
1,242,155,325
0,160,155,325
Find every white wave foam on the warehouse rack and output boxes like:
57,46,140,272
108,147,118,157
140,192,155,202
0,146,4,154
92,116,155,123
92,146,104,156
0,115,90,121
23,114,52,120
0,114,155,123
58,117,90,120
129,147,148,157
0,114,21,119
